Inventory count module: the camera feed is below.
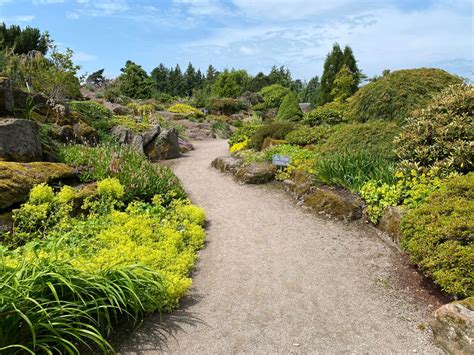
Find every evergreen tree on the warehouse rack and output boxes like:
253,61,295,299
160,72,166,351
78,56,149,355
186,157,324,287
248,72,270,92
277,92,303,121
184,62,197,96
0,23,50,54
342,45,361,95
168,64,186,96
210,69,240,98
318,43,344,105
331,65,356,102
85,69,105,89
151,63,169,93
268,65,292,88
302,76,320,106
206,64,218,84
118,60,153,99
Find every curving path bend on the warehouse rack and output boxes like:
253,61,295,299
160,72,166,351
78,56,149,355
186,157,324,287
120,139,441,354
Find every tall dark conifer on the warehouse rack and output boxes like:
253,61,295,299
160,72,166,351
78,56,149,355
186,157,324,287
318,43,344,105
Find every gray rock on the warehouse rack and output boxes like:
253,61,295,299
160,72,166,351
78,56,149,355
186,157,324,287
303,186,363,221
211,156,243,173
0,118,42,162
144,128,180,160
52,124,74,143
431,297,474,354
110,125,145,154
141,124,161,146
234,162,276,184
72,121,98,145
112,105,132,115
130,134,144,154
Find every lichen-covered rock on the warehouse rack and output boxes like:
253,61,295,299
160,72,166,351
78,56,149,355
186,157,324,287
303,186,363,221
377,206,404,245
141,124,161,146
0,161,76,210
211,156,242,173
284,170,314,199
234,162,276,184
0,118,43,162
72,121,99,145
52,124,74,143
145,128,180,160
431,297,474,354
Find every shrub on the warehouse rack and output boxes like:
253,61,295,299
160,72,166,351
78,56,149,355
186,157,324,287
360,168,445,223
285,125,332,146
70,101,113,123
211,121,232,139
303,102,346,126
259,84,291,109
401,173,474,297
168,103,203,117
264,144,318,180
395,84,474,174
347,68,462,122
315,121,400,160
230,139,249,153
228,124,263,147
314,152,395,192
58,144,185,204
249,122,296,150
110,115,152,133
277,93,303,121
208,97,247,115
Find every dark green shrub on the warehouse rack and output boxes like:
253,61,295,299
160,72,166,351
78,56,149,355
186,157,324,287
259,84,291,109
209,97,247,115
315,120,400,160
249,122,295,150
228,124,263,147
401,173,474,297
303,102,346,126
347,68,462,122
285,125,332,145
277,93,303,121
314,151,395,192
58,144,185,204
395,84,474,174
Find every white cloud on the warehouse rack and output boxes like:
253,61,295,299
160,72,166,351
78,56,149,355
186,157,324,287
0,15,35,22
74,51,98,62
69,0,129,18
32,0,64,5
173,0,230,16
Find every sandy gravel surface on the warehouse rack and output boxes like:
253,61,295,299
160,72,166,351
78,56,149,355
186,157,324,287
120,139,442,354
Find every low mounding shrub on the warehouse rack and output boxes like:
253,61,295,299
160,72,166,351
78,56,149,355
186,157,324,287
314,151,395,192
259,84,292,109
209,97,247,115
110,115,152,133
228,124,263,147
1,179,206,353
315,120,400,160
303,102,346,126
70,101,113,123
211,121,232,139
285,125,332,146
168,103,203,117
249,122,296,150
347,68,462,122
58,144,185,204
401,173,474,297
395,84,474,174
277,93,303,121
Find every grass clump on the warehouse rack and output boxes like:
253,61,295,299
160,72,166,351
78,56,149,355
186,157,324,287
58,144,185,204
347,68,462,122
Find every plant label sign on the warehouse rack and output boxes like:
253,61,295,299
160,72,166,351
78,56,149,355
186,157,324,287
272,154,291,166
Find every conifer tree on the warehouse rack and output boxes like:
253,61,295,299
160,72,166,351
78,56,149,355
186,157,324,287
277,92,303,121
151,63,169,93
318,43,344,105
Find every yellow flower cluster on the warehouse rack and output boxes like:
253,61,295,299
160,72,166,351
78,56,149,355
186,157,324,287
230,139,249,153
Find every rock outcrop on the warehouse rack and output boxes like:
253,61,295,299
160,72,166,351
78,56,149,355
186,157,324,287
211,156,243,173
0,161,76,210
145,128,180,160
234,162,276,184
377,206,404,245
0,118,43,162
303,186,363,221
431,297,474,354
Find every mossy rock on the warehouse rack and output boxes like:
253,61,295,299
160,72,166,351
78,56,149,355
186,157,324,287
284,170,314,199
234,162,276,184
377,206,404,245
304,186,363,221
0,161,76,210
431,297,474,354
211,156,243,173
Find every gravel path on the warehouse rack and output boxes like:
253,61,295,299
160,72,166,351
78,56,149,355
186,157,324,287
120,139,442,354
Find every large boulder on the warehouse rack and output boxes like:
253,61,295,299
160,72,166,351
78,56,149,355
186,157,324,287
283,171,314,199
303,186,363,221
0,161,76,210
234,162,276,184
431,297,474,354
212,156,243,173
141,124,161,146
0,118,43,162
110,125,144,154
52,124,74,143
72,121,99,145
144,128,180,160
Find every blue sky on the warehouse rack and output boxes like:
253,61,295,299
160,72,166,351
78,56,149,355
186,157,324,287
1,0,473,81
